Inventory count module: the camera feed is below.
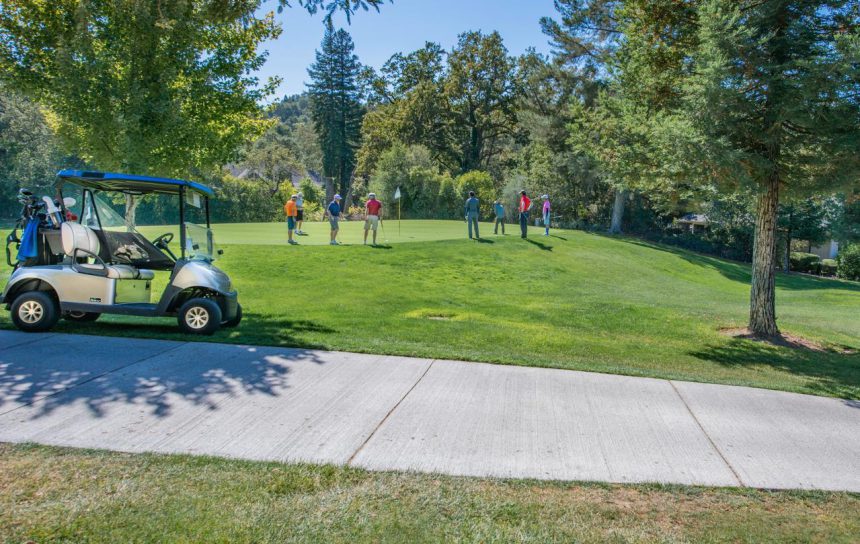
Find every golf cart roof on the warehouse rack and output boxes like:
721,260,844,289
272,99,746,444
56,170,214,197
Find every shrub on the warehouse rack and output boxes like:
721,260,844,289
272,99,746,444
837,244,860,281
790,252,821,274
821,259,837,277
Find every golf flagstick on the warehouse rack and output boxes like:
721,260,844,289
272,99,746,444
394,186,401,238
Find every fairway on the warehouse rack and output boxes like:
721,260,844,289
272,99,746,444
2,220,859,398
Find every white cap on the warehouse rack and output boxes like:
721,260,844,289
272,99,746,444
333,194,342,200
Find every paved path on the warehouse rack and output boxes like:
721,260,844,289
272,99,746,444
0,330,858,492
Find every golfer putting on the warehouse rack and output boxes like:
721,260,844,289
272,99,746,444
364,192,383,245
323,194,343,245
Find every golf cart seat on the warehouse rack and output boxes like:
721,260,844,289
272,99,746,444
61,222,155,280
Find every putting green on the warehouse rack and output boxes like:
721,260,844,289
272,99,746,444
137,220,535,246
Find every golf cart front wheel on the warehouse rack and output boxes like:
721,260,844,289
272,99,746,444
10,291,60,332
64,311,101,323
177,298,222,335
223,303,242,328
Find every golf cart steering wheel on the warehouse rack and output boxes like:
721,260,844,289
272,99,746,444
153,232,174,249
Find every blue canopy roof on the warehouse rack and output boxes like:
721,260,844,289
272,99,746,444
56,170,214,197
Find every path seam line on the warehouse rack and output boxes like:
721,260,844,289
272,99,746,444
0,333,57,353
669,380,745,487
0,341,189,417
346,358,436,466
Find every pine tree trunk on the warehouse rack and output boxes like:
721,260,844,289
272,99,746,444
609,188,626,234
749,175,780,337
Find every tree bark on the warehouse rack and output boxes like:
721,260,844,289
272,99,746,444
124,194,139,232
609,187,626,234
749,175,780,337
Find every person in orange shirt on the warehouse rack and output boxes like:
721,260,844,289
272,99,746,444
284,194,299,245
518,190,532,239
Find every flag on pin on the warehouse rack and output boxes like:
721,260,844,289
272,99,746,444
394,187,401,200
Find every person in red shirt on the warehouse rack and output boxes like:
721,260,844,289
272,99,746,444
364,192,383,245
518,190,532,238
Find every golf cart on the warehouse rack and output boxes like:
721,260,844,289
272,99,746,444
2,170,241,335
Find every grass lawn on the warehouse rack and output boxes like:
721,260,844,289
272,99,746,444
2,220,858,398
2,443,858,543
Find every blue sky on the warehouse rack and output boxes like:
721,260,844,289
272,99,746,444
255,0,558,100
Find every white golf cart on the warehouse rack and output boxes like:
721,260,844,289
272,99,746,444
2,170,241,335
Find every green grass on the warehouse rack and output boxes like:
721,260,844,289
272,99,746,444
3,443,858,543
3,220,859,398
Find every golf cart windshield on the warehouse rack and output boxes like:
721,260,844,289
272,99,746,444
184,223,217,262
76,188,176,270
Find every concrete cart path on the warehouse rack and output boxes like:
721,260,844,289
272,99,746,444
0,330,858,492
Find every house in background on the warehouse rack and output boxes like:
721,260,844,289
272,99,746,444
675,214,710,234
810,240,839,260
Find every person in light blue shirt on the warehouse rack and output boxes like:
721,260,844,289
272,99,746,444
493,199,505,235
464,191,480,239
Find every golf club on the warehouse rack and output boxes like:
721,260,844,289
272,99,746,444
380,218,388,243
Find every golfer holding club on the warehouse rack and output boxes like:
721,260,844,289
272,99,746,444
364,192,383,245
324,194,343,245
284,194,299,245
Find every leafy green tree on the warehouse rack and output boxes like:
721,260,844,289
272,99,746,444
446,31,518,173
0,1,284,178
243,128,301,196
0,87,69,218
455,170,496,217
308,23,364,197
369,143,449,218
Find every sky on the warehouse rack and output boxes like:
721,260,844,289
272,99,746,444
254,0,559,100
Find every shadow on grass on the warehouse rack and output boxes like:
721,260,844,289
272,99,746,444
475,238,495,244
606,235,860,292
525,239,553,252
0,316,337,420
369,244,393,250
689,339,860,399
550,235,568,241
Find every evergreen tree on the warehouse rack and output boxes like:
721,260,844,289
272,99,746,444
307,23,364,197
674,1,860,336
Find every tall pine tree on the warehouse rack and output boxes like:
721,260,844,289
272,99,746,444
308,23,364,197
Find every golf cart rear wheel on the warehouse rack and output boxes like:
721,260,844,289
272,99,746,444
178,298,222,335
64,311,101,323
11,291,60,332
223,303,242,328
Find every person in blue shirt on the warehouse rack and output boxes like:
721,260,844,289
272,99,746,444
493,199,505,235
324,194,343,245
464,191,480,239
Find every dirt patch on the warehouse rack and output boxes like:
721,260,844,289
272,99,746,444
719,327,856,354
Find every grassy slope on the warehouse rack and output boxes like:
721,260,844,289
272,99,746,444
3,221,859,398
2,444,858,543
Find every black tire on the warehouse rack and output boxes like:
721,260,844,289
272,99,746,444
223,303,242,328
64,311,101,323
10,291,60,332
177,298,222,335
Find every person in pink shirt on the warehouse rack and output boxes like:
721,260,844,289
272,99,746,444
542,195,551,236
